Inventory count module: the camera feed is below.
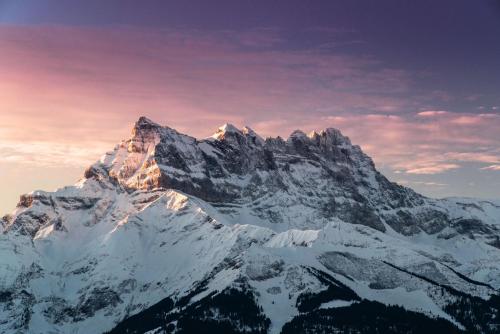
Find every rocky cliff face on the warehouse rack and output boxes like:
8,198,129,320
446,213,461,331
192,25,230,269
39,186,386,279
1,117,500,333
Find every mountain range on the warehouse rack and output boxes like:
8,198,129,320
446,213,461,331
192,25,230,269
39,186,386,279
1,116,500,333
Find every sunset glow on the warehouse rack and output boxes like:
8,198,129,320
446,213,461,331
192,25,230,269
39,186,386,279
1,0,500,213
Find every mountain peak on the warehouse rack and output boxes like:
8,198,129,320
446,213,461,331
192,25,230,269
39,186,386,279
289,127,352,146
220,123,241,134
211,123,242,140
321,127,351,145
288,129,307,141
132,116,162,136
308,130,319,139
128,116,163,154
241,125,255,135
135,116,161,128
242,126,265,145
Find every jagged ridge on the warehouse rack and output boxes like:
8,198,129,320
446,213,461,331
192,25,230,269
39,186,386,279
1,116,500,334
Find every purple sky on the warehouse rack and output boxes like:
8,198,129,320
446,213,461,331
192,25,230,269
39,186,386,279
1,0,500,214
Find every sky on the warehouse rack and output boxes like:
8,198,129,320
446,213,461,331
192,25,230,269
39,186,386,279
1,0,500,214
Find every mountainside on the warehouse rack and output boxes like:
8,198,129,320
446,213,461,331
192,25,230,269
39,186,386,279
2,116,500,334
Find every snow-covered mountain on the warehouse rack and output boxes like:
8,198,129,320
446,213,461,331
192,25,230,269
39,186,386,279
2,116,500,334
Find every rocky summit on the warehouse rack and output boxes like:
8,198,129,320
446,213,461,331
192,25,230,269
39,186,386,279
1,116,500,334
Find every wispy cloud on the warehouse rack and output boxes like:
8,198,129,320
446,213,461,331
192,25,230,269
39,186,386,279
1,24,500,201
397,180,448,187
404,164,461,175
0,141,109,168
417,110,448,117
481,165,500,171
0,24,416,168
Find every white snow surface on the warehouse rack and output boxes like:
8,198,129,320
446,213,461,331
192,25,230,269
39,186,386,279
1,117,500,333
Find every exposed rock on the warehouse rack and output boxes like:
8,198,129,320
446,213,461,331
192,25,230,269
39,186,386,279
1,117,500,334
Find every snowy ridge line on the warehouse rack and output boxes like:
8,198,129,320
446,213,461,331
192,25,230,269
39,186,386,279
1,116,500,333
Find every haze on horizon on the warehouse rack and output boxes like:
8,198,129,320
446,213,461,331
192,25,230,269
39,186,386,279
1,0,500,215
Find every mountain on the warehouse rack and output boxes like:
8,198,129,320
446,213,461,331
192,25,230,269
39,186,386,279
1,116,500,334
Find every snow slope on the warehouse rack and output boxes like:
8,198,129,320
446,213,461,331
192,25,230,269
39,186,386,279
1,117,500,333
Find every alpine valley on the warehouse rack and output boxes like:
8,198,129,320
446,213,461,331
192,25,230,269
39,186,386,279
2,116,500,334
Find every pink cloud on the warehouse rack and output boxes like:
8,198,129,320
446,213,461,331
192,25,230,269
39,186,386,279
1,24,500,195
444,152,500,164
481,165,500,171
398,180,448,187
404,164,461,175
0,141,108,168
451,116,483,125
0,24,418,169
417,110,448,117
